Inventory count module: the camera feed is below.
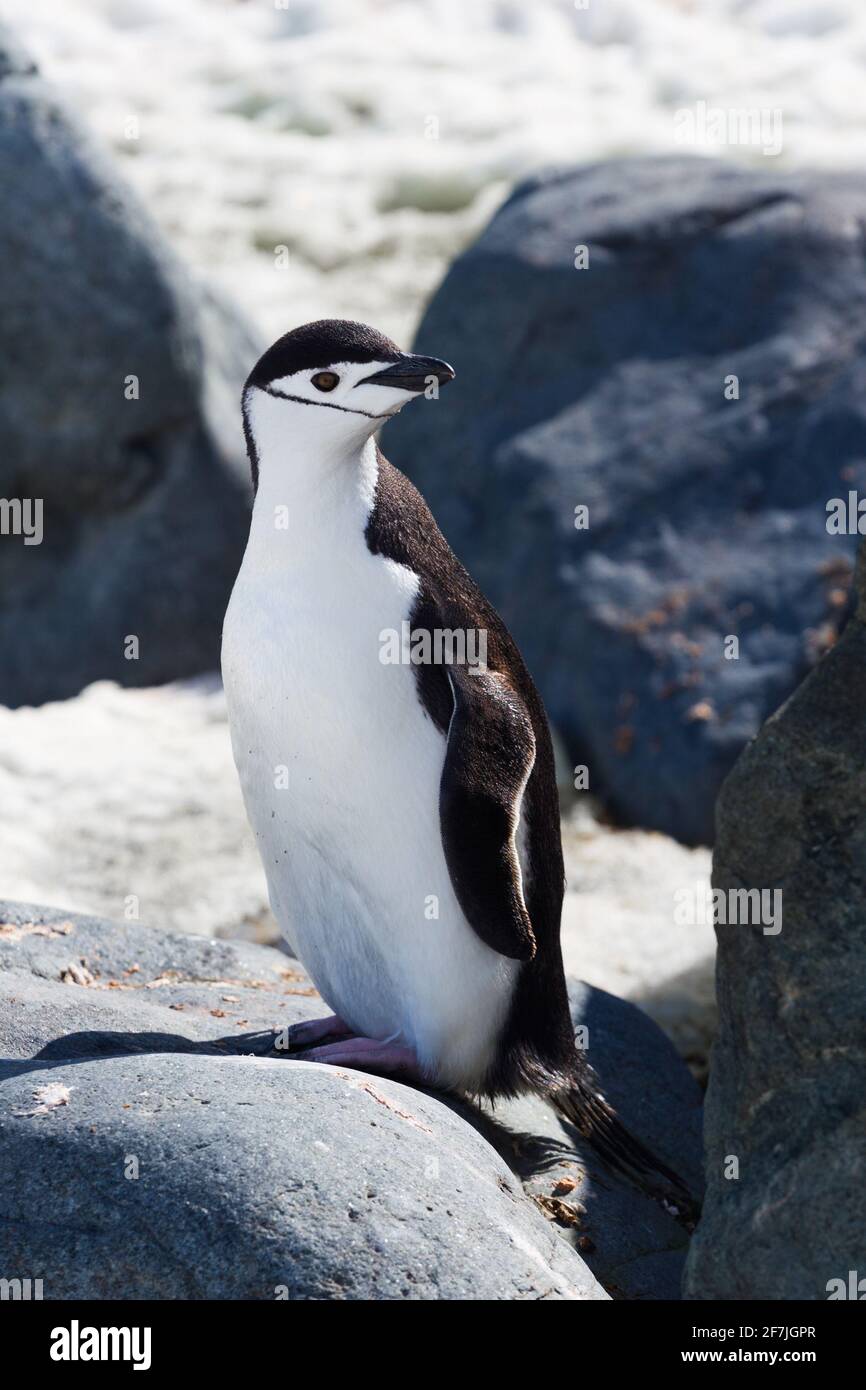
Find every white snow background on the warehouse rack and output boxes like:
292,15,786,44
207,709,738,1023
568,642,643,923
5,0,864,341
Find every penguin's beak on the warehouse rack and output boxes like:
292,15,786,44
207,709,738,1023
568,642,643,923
358,354,455,392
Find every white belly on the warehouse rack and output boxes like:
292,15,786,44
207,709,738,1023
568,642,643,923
222,520,518,1092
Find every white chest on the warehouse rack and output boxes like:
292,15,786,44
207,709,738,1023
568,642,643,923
223,514,440,877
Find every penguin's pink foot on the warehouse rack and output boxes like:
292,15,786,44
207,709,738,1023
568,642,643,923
298,1035,424,1082
288,1014,353,1048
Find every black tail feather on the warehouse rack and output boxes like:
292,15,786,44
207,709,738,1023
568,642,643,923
552,1073,701,1230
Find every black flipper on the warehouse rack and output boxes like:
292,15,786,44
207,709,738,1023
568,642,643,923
439,661,537,962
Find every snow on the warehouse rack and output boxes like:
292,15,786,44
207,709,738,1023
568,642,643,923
0,679,271,942
5,0,864,343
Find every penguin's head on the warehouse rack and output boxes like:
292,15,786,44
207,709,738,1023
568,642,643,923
242,319,454,485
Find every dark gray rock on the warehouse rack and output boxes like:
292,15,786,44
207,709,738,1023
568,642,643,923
0,25,258,707
2,1055,607,1301
0,901,702,1299
383,156,866,844
0,902,604,1300
683,544,866,1300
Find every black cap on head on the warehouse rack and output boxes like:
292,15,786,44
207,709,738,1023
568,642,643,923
246,319,402,389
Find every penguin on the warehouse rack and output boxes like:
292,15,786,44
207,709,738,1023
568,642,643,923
222,319,696,1219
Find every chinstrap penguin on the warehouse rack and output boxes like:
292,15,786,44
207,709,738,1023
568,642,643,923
222,319,696,1219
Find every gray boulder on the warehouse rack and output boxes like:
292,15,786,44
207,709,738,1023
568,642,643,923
0,901,702,1299
3,1055,603,1301
0,25,257,707
684,544,866,1300
383,156,866,844
0,902,602,1300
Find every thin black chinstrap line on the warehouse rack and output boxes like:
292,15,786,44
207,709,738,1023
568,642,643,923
263,385,393,420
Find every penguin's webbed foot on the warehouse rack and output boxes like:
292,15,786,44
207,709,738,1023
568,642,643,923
288,1013,354,1049
295,1035,422,1082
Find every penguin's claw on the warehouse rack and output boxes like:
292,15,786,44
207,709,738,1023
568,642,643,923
296,1036,422,1081
288,1013,353,1049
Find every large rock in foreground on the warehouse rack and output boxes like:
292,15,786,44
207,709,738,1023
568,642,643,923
0,25,256,707
384,156,866,844
684,548,866,1299
0,902,702,1300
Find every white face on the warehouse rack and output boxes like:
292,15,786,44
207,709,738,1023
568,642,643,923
237,344,453,480
263,358,419,424
244,350,455,468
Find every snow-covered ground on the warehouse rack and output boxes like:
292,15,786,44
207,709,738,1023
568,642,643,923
5,0,864,343
0,681,271,943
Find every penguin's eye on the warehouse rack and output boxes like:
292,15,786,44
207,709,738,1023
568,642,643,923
311,371,339,392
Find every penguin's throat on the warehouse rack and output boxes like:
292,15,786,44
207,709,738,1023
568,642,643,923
248,435,379,558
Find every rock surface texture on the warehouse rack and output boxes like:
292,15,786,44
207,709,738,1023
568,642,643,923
0,24,257,707
0,902,703,1299
384,156,866,843
684,545,866,1299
